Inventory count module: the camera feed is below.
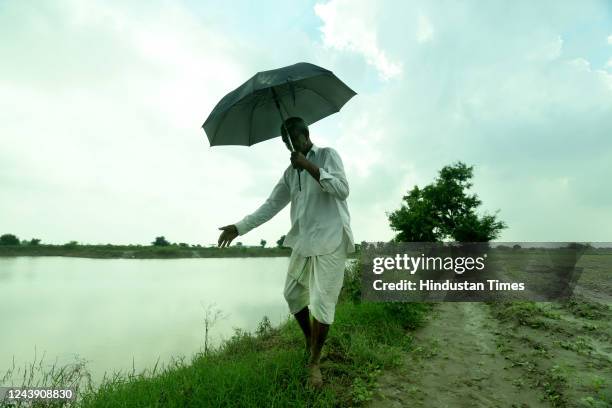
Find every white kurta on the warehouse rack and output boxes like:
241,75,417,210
234,144,354,324
234,144,355,262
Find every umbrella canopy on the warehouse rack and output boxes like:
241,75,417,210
202,62,356,147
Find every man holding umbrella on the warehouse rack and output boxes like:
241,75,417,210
218,116,354,388
206,62,356,388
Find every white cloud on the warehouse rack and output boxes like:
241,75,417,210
336,110,383,178
315,0,612,241
543,35,563,60
2,0,612,245
568,57,591,71
314,0,402,80
0,0,287,245
608,34,612,45
416,14,434,43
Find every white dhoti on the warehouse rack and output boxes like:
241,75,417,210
283,231,349,325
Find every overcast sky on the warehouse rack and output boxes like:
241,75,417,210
1,0,611,246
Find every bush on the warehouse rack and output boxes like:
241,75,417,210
381,302,430,330
152,236,170,246
0,234,20,246
340,260,362,304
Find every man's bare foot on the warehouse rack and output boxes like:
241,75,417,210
307,363,323,389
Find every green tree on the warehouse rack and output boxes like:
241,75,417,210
387,162,506,242
152,236,170,246
260,239,267,248
0,234,20,246
276,235,286,248
29,238,41,246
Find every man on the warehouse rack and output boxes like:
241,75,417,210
217,116,355,388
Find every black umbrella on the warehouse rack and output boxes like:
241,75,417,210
202,62,356,188
203,62,356,147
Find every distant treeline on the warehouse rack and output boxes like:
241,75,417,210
0,233,284,249
0,233,295,259
0,244,293,259
0,233,363,259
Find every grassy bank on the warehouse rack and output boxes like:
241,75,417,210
0,244,294,259
3,262,430,407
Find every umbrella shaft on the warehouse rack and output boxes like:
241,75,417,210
271,87,295,152
272,86,302,191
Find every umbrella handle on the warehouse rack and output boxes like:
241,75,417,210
271,87,302,191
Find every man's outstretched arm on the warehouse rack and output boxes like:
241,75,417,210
217,174,290,247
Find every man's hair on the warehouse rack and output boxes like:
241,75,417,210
280,117,309,139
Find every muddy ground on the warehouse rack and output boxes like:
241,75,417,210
367,280,611,407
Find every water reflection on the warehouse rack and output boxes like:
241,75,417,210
0,256,290,386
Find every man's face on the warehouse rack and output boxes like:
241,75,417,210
282,129,309,153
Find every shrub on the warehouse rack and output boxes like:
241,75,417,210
152,236,170,246
0,234,20,246
340,260,362,304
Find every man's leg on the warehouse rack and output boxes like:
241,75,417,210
307,317,330,388
307,237,348,388
294,306,312,353
309,318,329,366
283,264,311,355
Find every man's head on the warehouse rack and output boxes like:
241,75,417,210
280,117,311,154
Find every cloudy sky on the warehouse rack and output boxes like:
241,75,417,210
1,0,611,246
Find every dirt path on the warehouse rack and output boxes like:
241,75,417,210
368,302,548,408
368,298,611,408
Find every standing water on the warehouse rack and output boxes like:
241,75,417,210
0,256,290,388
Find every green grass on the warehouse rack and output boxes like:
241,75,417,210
71,308,429,407
561,296,610,320
71,304,429,407
488,301,559,329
